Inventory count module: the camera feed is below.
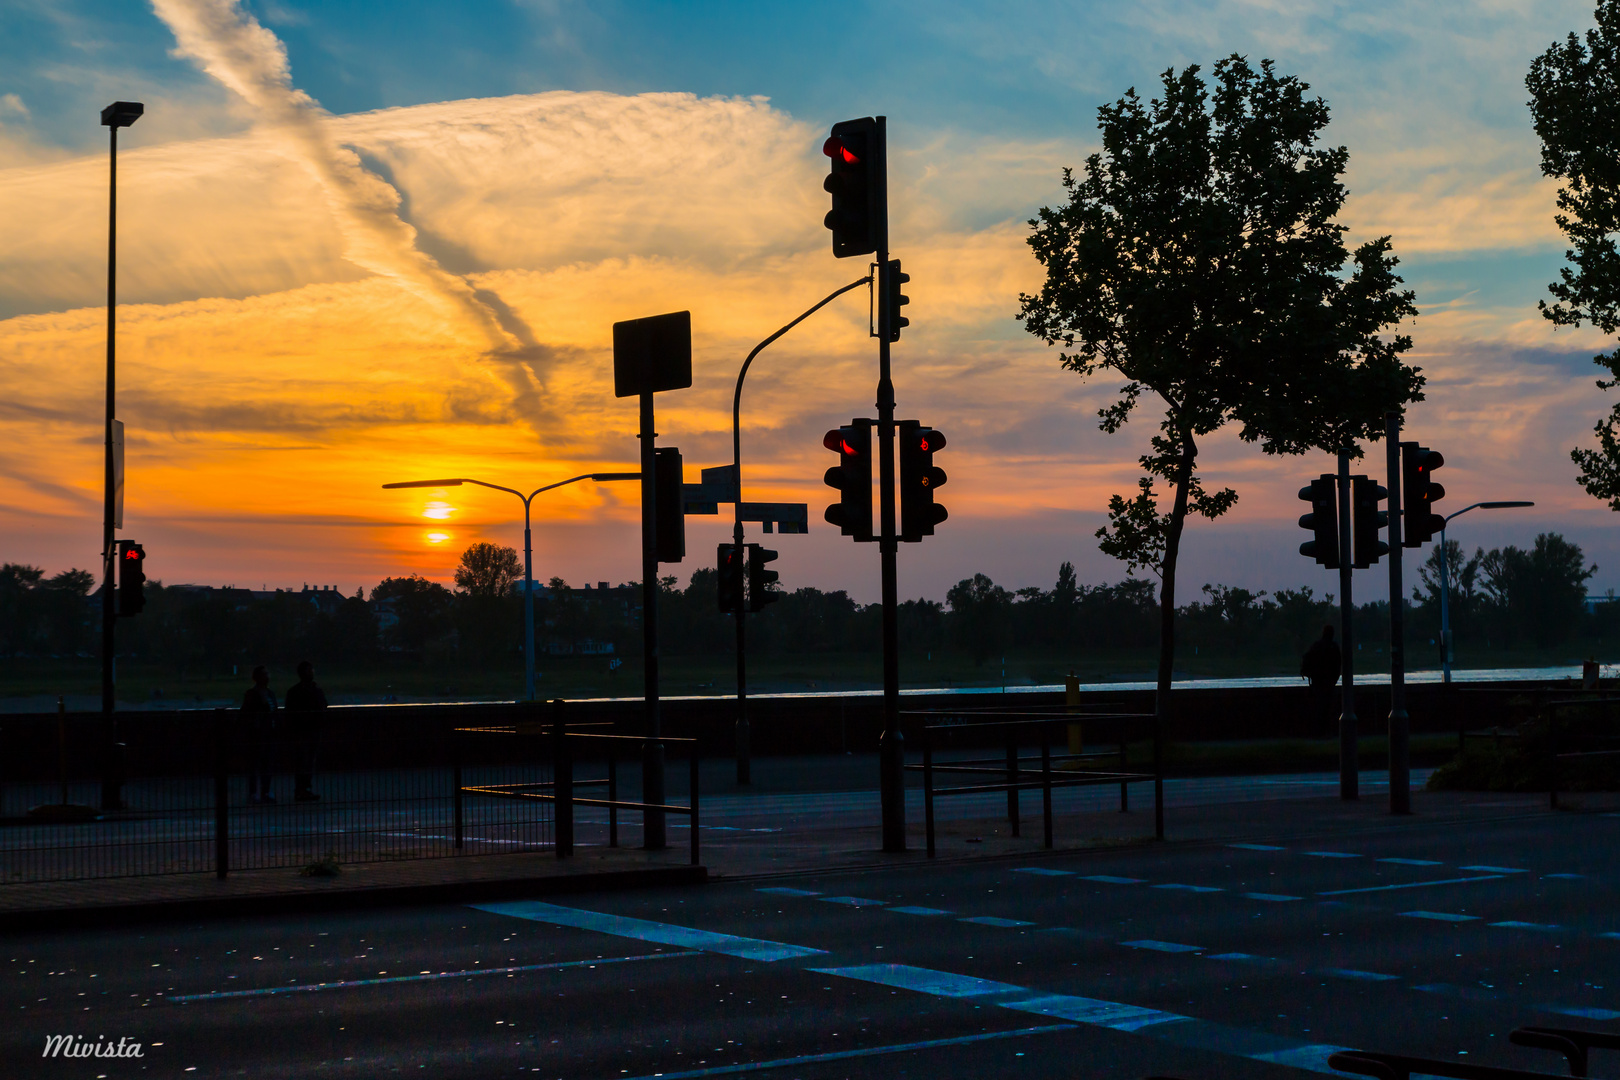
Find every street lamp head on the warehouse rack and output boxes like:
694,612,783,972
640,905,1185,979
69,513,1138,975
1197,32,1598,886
100,102,144,128
382,479,464,489
1478,501,1534,509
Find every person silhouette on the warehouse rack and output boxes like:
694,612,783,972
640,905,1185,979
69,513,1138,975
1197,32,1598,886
285,660,329,801
1300,625,1342,736
240,666,277,803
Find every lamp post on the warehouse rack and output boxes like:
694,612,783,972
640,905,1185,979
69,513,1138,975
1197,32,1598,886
383,473,639,700
99,100,142,812
1438,501,1534,684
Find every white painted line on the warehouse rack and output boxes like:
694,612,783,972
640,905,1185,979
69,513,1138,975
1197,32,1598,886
1081,875,1145,884
888,906,952,916
1228,843,1285,851
1121,940,1203,953
1460,865,1527,873
1543,873,1584,880
960,916,1035,928
1206,953,1270,963
471,901,827,962
1244,892,1301,902
1490,921,1560,932
1319,874,1503,896
755,887,821,897
1304,851,1362,858
1013,867,1074,876
1600,932,1620,940
1541,1005,1620,1021
1378,858,1443,866
1400,911,1480,922
1322,968,1399,982
1153,883,1222,893
819,896,886,907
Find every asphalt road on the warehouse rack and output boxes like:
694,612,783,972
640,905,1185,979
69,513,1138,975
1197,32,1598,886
5,806,1617,1079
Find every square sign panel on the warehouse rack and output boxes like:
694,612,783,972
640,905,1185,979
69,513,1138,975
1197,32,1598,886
613,310,693,398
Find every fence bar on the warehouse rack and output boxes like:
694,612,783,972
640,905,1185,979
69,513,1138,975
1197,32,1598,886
608,746,619,848
553,700,573,858
923,730,936,858
1119,725,1129,812
1006,731,1020,837
1041,730,1053,849
689,747,700,867
213,708,229,879
452,725,464,851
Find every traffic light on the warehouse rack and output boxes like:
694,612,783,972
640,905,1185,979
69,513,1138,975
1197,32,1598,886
898,420,947,541
1401,443,1446,547
823,419,874,541
717,543,742,614
117,539,146,616
1297,475,1339,568
1352,475,1389,569
655,447,684,563
885,259,910,341
746,543,780,612
823,117,881,258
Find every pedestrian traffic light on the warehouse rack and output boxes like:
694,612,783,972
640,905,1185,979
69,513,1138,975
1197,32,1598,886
885,259,910,341
823,419,874,541
823,117,881,258
655,447,684,563
116,539,146,616
1298,476,1339,568
898,420,947,542
746,543,780,612
1351,475,1389,569
717,543,742,614
1401,443,1446,547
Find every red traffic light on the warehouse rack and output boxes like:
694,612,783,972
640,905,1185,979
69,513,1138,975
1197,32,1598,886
823,429,861,455
123,548,143,561
822,137,859,164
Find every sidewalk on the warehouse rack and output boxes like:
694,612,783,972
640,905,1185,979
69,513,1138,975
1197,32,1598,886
3,754,1599,932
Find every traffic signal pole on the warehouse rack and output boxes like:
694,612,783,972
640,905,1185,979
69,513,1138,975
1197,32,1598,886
1385,413,1411,813
639,390,666,849
1336,449,1358,801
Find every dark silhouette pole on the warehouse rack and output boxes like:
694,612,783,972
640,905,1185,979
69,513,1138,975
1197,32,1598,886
730,276,871,783
639,390,665,848
1336,448,1358,801
1385,413,1411,814
100,100,141,812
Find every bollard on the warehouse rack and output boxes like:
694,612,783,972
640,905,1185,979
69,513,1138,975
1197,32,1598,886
214,708,229,879
552,699,573,858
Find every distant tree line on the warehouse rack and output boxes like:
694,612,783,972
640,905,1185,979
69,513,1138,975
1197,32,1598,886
1,532,1611,674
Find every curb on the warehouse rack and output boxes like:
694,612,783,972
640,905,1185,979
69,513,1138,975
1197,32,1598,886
1,864,708,934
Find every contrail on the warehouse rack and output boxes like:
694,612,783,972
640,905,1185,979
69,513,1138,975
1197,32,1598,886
149,0,550,423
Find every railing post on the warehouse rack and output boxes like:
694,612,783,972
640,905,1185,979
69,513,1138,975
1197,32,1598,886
923,727,935,858
1041,725,1053,849
553,699,573,858
1119,719,1129,813
689,745,700,867
1548,702,1560,811
452,722,463,851
213,708,229,880
1006,729,1020,837
608,745,619,849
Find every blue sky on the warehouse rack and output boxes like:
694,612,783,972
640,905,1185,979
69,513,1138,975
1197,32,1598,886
1,0,1616,605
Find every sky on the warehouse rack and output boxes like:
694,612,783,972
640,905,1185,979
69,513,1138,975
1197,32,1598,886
1,0,1616,606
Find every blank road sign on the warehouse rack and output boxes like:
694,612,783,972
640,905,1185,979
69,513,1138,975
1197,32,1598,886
613,310,693,398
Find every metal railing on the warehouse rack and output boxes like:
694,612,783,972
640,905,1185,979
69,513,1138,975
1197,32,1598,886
902,707,1157,857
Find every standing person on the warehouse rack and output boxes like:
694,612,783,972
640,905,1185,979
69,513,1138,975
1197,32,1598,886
285,660,329,802
1300,625,1342,736
241,666,277,804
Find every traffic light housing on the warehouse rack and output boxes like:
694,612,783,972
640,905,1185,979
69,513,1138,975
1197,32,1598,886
898,420,947,541
823,118,881,258
655,447,684,563
117,539,146,616
717,543,742,614
1351,475,1389,569
1298,476,1339,568
884,259,910,341
747,543,780,612
823,419,874,541
1401,443,1446,547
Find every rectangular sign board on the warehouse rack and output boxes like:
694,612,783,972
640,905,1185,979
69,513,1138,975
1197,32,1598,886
613,310,693,398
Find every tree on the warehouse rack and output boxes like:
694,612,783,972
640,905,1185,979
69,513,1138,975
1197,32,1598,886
372,574,454,651
1478,533,1596,647
1019,56,1423,732
946,573,1013,665
454,542,521,597
1528,2,1620,508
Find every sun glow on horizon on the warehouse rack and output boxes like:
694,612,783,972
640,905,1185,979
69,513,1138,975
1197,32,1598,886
422,500,455,520
426,532,452,545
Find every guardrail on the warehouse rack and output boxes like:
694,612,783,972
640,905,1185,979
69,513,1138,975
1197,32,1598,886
902,706,1158,857
455,701,700,866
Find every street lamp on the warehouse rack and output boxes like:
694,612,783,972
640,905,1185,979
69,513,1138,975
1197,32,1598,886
382,472,638,701
100,100,142,811
1438,501,1534,684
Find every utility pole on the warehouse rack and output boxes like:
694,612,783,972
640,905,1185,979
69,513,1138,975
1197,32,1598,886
638,388,665,849
1336,448,1358,801
1385,413,1410,813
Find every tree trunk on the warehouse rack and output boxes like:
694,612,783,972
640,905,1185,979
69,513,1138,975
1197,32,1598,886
1152,429,1197,839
